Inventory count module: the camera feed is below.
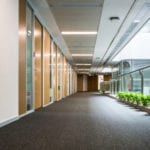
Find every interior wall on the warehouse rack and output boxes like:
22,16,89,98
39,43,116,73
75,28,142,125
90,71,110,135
88,75,98,91
0,0,19,123
77,74,88,92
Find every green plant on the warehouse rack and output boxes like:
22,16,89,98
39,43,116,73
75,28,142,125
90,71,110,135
101,89,105,94
131,93,138,104
141,95,148,106
118,92,126,100
135,93,142,105
117,91,150,107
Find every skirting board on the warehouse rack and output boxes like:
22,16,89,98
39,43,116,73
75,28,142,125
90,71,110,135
0,110,35,128
0,116,19,128
43,101,53,107
19,110,34,118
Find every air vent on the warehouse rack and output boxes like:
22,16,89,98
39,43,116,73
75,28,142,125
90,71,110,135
110,22,139,56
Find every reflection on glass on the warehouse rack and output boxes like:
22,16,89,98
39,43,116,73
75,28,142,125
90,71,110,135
131,71,142,93
123,74,132,92
26,5,33,111
143,68,150,95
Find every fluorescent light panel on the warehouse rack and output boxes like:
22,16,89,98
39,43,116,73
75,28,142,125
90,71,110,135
77,69,90,71
61,31,97,35
76,64,91,66
72,54,93,56
102,68,112,73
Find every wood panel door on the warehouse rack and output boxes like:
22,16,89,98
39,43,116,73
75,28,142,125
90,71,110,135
88,76,98,91
34,17,42,109
52,42,57,102
43,28,50,106
19,0,26,115
63,56,67,97
57,48,61,100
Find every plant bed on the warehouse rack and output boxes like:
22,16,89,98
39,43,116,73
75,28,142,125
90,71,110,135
108,92,150,114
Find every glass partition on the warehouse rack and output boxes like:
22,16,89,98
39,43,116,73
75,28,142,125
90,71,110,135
122,74,132,92
26,5,33,111
131,71,142,93
142,68,150,95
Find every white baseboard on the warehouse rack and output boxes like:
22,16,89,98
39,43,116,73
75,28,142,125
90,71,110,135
19,110,34,118
0,116,19,128
43,101,53,107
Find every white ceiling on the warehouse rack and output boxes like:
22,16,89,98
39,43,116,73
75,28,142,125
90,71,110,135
47,0,104,72
29,0,149,74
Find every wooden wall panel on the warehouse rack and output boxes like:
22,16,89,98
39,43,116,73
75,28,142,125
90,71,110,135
88,75,98,91
34,17,42,109
67,64,70,96
57,48,61,100
62,55,64,98
19,0,26,115
53,43,57,101
77,74,83,92
63,56,67,97
104,74,112,81
43,28,50,105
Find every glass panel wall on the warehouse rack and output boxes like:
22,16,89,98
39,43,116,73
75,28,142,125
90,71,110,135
122,74,132,92
143,68,150,95
131,71,142,93
26,5,33,111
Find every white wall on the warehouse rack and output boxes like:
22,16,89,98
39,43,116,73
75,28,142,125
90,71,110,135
0,0,19,124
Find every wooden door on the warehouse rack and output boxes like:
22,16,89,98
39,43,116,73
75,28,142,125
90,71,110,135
53,42,57,101
57,48,61,100
43,28,50,105
34,17,42,109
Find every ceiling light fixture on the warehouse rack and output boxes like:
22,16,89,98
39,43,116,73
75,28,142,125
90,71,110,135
72,54,93,57
61,31,97,35
109,16,120,21
76,64,91,66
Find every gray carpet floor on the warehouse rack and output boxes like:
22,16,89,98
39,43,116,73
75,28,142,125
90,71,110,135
0,92,150,150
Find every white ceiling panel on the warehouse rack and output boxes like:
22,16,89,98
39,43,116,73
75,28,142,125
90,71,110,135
93,0,136,66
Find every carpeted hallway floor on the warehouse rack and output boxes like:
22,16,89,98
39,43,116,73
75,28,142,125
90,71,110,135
0,92,150,150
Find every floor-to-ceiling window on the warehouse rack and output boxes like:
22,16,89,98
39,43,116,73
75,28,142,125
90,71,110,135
122,74,132,92
142,68,150,95
131,71,142,93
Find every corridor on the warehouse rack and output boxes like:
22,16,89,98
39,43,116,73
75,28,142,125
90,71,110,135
0,92,150,150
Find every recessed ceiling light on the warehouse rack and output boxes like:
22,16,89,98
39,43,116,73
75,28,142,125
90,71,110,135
61,31,97,35
72,54,93,57
134,19,140,23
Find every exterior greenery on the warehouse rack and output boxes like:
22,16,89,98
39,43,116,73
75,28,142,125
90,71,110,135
117,92,150,107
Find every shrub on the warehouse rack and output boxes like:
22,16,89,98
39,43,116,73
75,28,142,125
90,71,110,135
118,92,126,100
141,95,148,106
117,92,150,107
136,93,142,105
